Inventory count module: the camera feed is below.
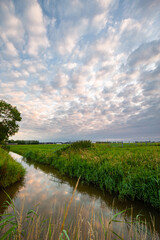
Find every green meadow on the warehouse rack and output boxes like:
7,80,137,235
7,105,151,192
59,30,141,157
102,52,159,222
10,142,160,209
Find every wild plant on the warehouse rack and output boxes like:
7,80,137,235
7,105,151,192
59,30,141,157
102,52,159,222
9,143,160,209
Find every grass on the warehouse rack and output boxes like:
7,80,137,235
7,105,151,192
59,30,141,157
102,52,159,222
0,147,26,188
9,144,68,155
0,180,159,240
10,142,160,209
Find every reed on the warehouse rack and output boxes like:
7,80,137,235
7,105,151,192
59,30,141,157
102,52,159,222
58,176,80,238
0,181,159,240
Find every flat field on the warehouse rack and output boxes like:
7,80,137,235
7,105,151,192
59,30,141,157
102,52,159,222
10,142,160,208
9,143,67,154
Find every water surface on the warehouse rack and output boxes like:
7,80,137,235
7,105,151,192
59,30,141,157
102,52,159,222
0,152,159,239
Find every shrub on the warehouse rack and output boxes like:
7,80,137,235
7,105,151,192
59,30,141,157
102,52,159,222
1,142,10,151
70,140,92,150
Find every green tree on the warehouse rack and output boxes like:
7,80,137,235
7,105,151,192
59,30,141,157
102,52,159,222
0,100,22,143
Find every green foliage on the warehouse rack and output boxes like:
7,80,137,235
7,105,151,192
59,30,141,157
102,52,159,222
0,191,39,240
59,230,70,240
70,140,92,150
0,100,22,143
10,143,160,209
0,148,25,188
9,144,68,155
1,142,10,151
8,139,39,144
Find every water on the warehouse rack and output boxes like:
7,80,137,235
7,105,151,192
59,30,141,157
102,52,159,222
0,152,160,239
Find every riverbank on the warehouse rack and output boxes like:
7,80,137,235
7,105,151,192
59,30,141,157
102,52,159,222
10,142,160,209
0,148,25,188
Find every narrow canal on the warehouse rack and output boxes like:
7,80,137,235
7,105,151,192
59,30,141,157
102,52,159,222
0,152,159,239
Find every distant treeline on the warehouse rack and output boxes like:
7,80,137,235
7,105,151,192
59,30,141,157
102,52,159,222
7,140,160,145
8,140,39,145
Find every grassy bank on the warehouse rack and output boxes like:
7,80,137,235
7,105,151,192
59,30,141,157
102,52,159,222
10,142,160,209
0,148,25,188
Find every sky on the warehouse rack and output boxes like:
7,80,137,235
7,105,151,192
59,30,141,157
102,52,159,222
0,0,160,142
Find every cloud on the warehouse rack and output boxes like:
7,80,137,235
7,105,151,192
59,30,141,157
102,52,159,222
52,72,69,88
55,18,88,55
0,0,160,141
127,40,160,71
124,0,160,18
4,40,18,57
16,80,27,88
91,12,107,32
0,0,24,44
20,0,49,56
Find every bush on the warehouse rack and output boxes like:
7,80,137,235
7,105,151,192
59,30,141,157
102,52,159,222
70,140,92,150
0,142,10,151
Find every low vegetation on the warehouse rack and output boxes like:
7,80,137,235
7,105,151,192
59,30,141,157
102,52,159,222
70,140,92,149
10,141,160,209
0,181,159,240
0,147,25,188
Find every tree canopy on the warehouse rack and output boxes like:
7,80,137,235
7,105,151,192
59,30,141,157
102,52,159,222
0,100,22,142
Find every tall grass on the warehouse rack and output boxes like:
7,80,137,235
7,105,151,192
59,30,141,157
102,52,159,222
70,140,92,150
0,148,26,188
10,143,160,209
0,181,159,240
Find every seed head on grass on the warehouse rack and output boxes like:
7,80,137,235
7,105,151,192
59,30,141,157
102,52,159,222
58,176,80,239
